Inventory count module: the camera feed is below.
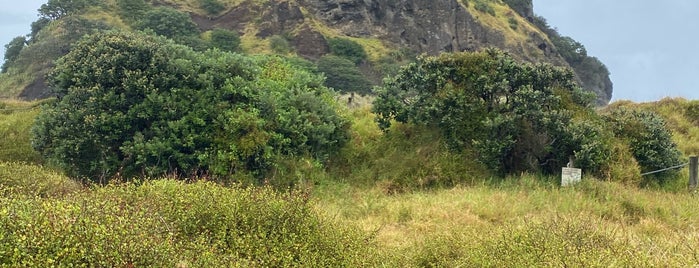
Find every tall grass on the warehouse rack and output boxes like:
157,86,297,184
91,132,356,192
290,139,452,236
312,176,699,266
0,100,42,164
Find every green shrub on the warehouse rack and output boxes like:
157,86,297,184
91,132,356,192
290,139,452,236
317,55,372,94
604,107,683,179
209,28,240,52
117,0,150,23
1,36,26,73
685,100,699,125
508,17,518,30
137,7,200,39
199,0,225,15
32,31,348,183
472,0,496,16
327,37,367,64
373,49,601,175
269,35,292,54
0,180,373,266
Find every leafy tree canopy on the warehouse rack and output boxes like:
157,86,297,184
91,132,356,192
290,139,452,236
1,36,26,73
32,31,349,183
327,37,367,65
373,48,603,174
317,55,372,95
209,28,240,52
39,0,94,20
136,7,200,39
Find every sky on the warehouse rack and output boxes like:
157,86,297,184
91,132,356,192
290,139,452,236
1,0,698,102
533,0,699,102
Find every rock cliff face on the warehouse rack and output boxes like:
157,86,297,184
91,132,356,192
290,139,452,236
193,0,611,104
11,0,612,104
255,0,562,63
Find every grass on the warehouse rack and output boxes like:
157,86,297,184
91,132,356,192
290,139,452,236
311,176,699,266
0,100,42,164
3,98,699,265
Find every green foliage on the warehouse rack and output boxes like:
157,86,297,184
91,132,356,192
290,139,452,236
502,0,533,17
32,31,348,183
269,35,292,54
137,7,200,39
209,28,240,52
0,162,81,197
117,0,150,22
1,36,26,73
552,35,587,65
507,16,518,30
29,18,52,43
0,180,372,266
38,0,95,20
604,107,683,178
565,118,614,177
0,104,42,164
373,49,600,175
686,100,699,125
317,55,372,95
472,0,496,16
327,37,367,65
199,0,225,15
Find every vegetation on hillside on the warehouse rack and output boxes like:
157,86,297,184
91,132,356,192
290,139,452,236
1,0,612,102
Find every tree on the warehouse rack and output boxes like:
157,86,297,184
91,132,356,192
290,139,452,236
199,0,225,15
327,38,367,65
29,18,52,43
373,49,602,174
32,31,348,183
1,36,26,73
605,108,683,178
317,55,372,94
137,7,200,39
117,0,150,22
39,0,93,20
210,28,240,52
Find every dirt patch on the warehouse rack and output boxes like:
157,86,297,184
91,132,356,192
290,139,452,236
19,76,54,101
190,1,259,33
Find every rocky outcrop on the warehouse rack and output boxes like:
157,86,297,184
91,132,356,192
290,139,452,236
295,0,556,62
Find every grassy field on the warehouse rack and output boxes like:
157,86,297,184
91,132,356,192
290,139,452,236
2,98,699,266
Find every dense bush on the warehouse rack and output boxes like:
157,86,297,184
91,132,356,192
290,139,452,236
137,7,200,39
327,37,367,64
117,0,150,22
269,35,292,54
0,180,372,266
209,28,240,52
373,49,604,175
32,31,349,183
199,0,225,15
38,0,95,20
604,107,683,177
317,55,373,94
1,36,26,73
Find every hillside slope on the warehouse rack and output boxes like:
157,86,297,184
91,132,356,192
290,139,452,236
0,0,612,104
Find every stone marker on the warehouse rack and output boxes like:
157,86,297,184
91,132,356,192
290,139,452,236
561,167,582,187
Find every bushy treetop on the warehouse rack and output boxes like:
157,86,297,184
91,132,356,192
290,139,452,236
32,31,349,183
373,48,602,174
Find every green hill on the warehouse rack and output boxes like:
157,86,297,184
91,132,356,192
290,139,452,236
1,0,612,104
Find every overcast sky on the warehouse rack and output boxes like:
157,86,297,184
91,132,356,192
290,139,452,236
1,0,698,102
533,0,699,102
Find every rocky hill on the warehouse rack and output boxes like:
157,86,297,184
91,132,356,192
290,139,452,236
0,0,612,104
